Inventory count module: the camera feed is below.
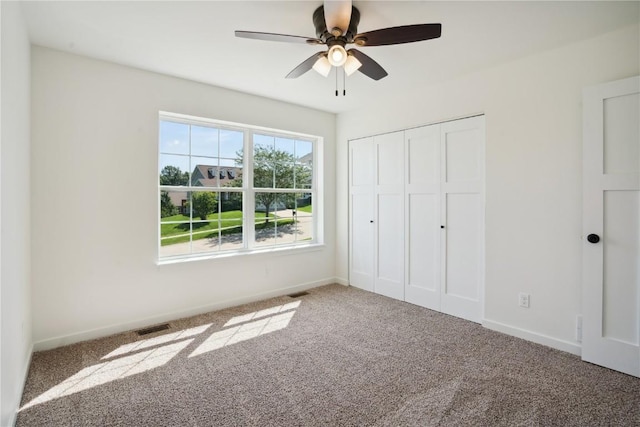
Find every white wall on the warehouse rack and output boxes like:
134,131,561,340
336,24,640,353
31,47,336,349
1,2,32,425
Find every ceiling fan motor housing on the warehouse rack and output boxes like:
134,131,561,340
313,6,360,43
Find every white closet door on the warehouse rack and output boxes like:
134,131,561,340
405,124,441,309
375,131,405,300
440,116,485,323
582,76,640,377
349,137,375,292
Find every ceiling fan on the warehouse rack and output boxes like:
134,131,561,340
235,0,441,81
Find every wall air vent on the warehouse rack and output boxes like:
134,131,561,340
287,291,309,298
136,323,170,336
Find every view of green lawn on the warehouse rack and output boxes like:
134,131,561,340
297,204,312,213
160,210,295,246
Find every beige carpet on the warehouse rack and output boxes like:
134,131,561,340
17,284,640,426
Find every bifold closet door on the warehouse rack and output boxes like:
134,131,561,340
349,137,375,292
374,131,405,300
350,116,484,324
440,117,485,323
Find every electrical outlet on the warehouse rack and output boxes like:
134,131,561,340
518,293,530,308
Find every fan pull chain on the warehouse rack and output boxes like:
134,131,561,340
343,67,346,96
333,68,348,97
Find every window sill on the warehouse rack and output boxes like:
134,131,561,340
156,243,325,266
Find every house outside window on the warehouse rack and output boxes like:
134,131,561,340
158,112,320,261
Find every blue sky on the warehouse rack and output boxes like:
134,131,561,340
159,120,313,174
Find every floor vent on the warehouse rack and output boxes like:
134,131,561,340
287,291,309,298
136,324,170,336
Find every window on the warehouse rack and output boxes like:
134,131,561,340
158,112,320,261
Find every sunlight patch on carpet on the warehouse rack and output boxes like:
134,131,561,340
224,300,301,327
190,310,296,358
20,339,194,411
102,323,212,360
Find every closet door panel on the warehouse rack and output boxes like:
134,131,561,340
375,131,405,301
405,125,440,309
349,137,375,291
440,117,485,323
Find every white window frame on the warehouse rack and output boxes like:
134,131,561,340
158,111,323,263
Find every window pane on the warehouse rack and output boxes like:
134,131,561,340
253,158,274,188
220,158,242,188
220,191,243,214
159,121,189,155
275,137,295,156
159,154,190,186
220,196,244,252
190,191,219,221
294,163,312,189
275,194,299,246
252,193,313,247
294,193,313,242
160,196,192,258
275,162,296,188
220,129,243,159
159,235,192,258
191,125,218,157
254,192,279,247
160,191,190,221
296,140,313,161
254,134,274,150
191,221,220,254
254,135,275,188
190,157,219,187
191,159,220,187
160,221,191,244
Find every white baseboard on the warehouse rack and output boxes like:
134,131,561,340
33,278,337,352
333,277,349,286
9,343,34,427
483,319,581,356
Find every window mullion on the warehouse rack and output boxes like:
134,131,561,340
187,124,194,255
245,130,255,250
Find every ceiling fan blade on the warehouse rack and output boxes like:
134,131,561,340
324,0,352,35
286,52,326,79
354,23,441,46
348,49,388,80
235,31,322,45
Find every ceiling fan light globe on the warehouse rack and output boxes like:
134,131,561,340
344,55,362,76
312,55,332,77
328,45,347,67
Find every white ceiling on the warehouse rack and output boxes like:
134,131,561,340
21,1,639,114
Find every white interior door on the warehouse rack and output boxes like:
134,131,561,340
375,131,405,300
404,124,441,310
440,116,485,323
582,76,640,377
349,137,375,292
